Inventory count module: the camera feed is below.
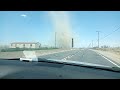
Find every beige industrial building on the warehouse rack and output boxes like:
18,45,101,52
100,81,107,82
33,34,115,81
10,42,41,48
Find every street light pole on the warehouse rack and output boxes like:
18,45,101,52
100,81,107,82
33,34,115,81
72,38,74,48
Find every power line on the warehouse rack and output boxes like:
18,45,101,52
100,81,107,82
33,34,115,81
93,25,120,47
100,25,120,40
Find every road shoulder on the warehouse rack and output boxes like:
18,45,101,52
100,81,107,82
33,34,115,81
91,49,120,65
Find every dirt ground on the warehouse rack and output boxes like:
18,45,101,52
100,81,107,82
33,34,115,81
0,49,74,59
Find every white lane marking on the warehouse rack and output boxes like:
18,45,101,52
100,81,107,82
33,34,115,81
96,52,120,68
62,55,71,60
61,51,81,60
62,58,67,60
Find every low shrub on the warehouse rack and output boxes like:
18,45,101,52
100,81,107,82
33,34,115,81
1,47,59,52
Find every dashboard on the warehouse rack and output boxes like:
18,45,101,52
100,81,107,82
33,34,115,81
0,59,120,79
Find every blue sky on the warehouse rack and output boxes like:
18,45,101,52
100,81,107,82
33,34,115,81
0,11,120,47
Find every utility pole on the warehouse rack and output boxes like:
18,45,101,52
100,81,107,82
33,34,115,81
96,31,100,48
55,32,56,48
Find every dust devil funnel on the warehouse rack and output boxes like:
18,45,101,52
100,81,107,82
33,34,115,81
49,11,72,48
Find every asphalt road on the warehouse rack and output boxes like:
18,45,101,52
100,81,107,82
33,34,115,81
38,49,120,67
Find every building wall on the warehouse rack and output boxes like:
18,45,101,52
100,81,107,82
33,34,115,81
35,43,41,48
10,44,16,48
17,44,24,48
10,43,41,48
24,44,33,48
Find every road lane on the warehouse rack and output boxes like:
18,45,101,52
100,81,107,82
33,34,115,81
38,49,120,67
67,49,119,67
38,49,80,60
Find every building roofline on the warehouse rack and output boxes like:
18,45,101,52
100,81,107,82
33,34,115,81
11,42,40,44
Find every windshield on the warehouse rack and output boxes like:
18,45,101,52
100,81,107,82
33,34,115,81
0,11,120,69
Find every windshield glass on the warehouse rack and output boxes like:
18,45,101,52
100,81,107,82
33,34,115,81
0,11,120,69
